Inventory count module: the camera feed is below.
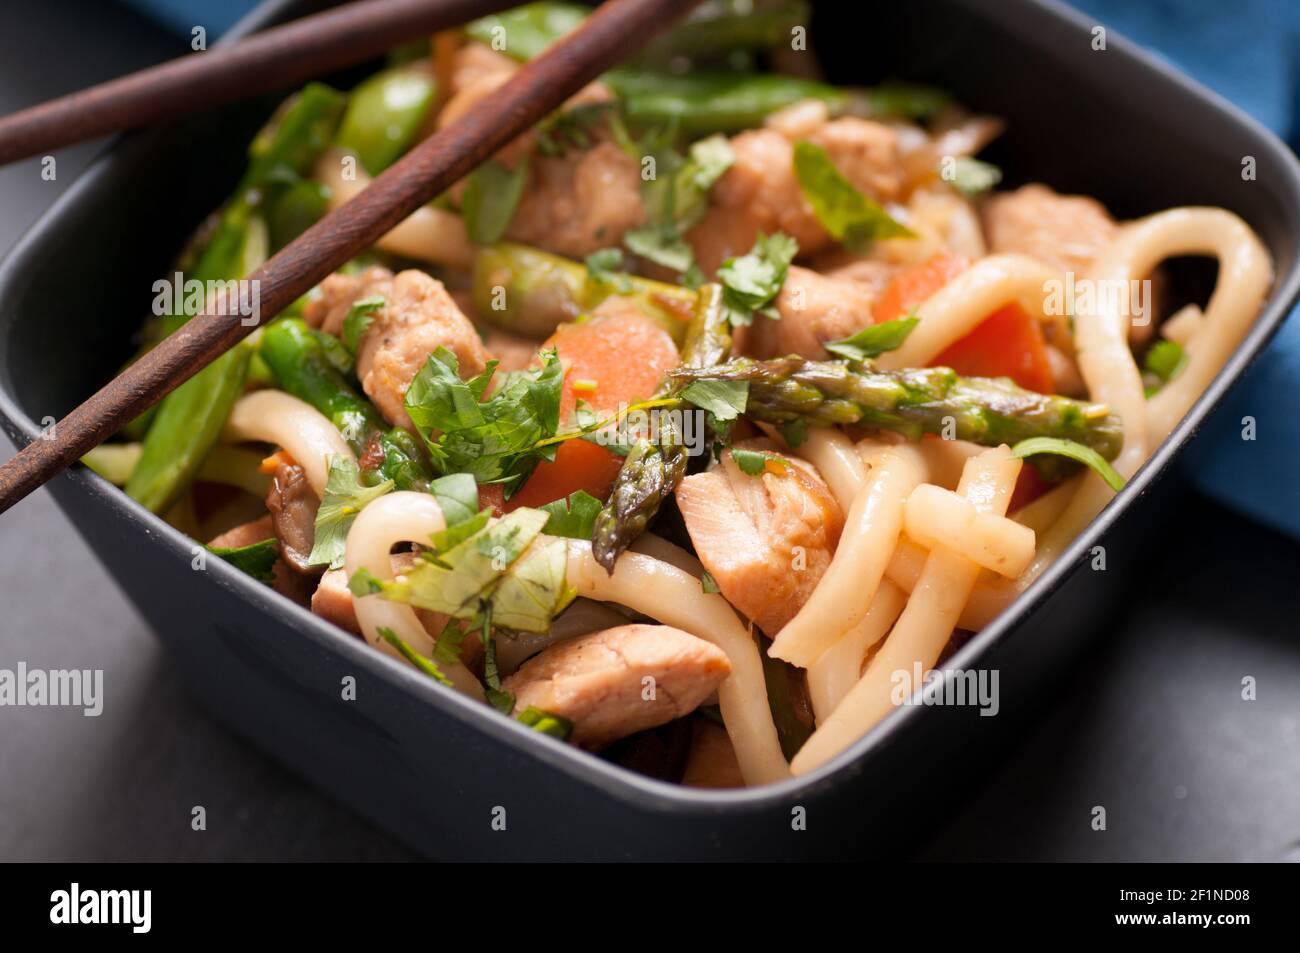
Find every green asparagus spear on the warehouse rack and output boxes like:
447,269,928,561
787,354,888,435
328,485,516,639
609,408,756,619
333,66,436,175
266,178,331,252
244,82,347,188
260,319,433,491
604,70,845,136
591,284,730,571
669,357,1125,460
471,242,697,340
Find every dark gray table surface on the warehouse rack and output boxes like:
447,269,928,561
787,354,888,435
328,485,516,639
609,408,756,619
1,0,1297,863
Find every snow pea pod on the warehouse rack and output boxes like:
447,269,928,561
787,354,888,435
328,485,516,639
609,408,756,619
471,242,697,340
334,66,436,175
605,70,844,136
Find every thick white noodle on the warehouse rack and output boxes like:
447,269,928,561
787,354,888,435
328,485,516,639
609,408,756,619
223,390,353,496
792,447,1020,774
976,207,1273,618
768,444,927,668
877,254,1059,369
565,540,790,785
806,580,907,724
344,492,485,700
797,425,870,510
629,533,706,577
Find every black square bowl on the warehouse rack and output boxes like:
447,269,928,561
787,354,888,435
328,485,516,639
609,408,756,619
1,0,1298,860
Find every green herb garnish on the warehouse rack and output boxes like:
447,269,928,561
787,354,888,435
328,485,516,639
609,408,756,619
1012,437,1126,493
308,455,395,569
463,159,530,245
209,537,279,583
823,315,919,361
793,140,913,251
341,294,385,353
716,231,798,326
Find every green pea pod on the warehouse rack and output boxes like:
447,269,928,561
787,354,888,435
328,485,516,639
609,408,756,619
260,319,433,490
125,345,253,514
633,0,810,67
334,66,436,175
472,242,697,341
245,82,347,187
267,178,331,252
465,2,588,61
605,70,844,136
159,212,268,339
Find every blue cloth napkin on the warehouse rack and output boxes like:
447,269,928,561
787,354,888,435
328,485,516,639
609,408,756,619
1078,0,1300,538
119,0,1300,535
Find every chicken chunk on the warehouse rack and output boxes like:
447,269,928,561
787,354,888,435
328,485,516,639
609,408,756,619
805,117,903,206
265,460,318,574
982,183,1117,276
747,265,877,360
689,119,902,275
306,268,489,429
302,265,394,338
501,623,731,750
440,44,612,173
505,140,646,259
353,270,490,430
676,440,843,636
688,129,822,275
449,41,515,91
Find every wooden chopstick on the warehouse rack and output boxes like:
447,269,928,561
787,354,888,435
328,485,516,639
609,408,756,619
0,0,703,516
0,0,522,166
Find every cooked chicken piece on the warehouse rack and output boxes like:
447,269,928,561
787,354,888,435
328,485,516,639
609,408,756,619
681,717,745,789
311,568,365,635
982,183,1117,276
502,623,731,750
302,265,394,337
805,117,903,206
441,44,622,215
207,516,314,605
816,255,899,295
305,269,488,429
764,98,831,140
449,41,515,91
442,41,613,165
311,554,484,668
353,270,490,430
676,439,843,635
688,119,902,275
748,265,877,360
505,140,646,259
688,129,823,275
265,461,319,574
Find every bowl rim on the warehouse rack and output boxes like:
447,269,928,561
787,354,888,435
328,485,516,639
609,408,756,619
1,0,1299,811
